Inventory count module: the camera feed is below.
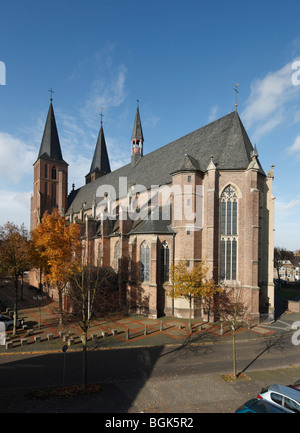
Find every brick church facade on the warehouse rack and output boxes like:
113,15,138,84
30,100,275,322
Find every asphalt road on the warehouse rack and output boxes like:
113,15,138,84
0,333,300,413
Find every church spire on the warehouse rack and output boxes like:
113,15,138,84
38,100,65,162
131,102,144,166
86,111,111,184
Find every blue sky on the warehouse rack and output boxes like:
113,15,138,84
1,0,300,250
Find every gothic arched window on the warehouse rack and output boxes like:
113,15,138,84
141,241,150,282
115,242,120,272
220,185,238,281
160,242,170,283
52,166,57,180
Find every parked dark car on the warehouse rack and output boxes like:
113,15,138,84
236,398,289,413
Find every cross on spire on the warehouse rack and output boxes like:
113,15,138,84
48,88,55,102
234,83,240,111
99,107,104,126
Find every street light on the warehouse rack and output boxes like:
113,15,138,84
33,295,47,329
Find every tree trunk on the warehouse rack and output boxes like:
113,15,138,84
189,295,192,333
82,330,88,390
13,276,18,335
58,287,64,326
232,326,237,378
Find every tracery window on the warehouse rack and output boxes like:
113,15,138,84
220,185,238,281
160,242,170,283
115,242,120,272
141,241,150,282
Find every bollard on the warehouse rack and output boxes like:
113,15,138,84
6,341,13,349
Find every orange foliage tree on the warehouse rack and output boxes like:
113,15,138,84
169,260,222,331
0,222,32,334
31,209,81,325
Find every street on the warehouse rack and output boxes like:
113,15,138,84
0,333,300,413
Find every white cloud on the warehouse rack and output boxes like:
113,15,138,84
82,65,128,130
288,134,300,157
0,132,36,184
242,60,300,139
208,105,219,123
0,190,31,230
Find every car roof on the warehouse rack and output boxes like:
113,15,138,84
246,398,288,413
269,384,300,402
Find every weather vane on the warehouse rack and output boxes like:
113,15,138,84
48,88,55,102
234,84,240,111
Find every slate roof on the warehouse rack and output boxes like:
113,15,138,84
66,111,264,215
87,124,111,176
37,102,67,164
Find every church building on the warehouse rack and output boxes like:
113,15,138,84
30,99,275,322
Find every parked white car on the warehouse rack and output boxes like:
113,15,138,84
258,384,300,413
0,314,23,331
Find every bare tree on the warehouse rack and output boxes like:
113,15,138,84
67,263,119,390
214,283,250,378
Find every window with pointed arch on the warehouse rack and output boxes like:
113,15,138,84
52,166,57,180
115,241,120,272
160,241,170,283
220,185,238,281
141,241,150,282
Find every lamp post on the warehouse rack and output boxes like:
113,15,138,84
33,295,47,329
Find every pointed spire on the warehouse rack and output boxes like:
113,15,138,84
89,123,111,175
131,102,144,143
86,116,111,184
131,102,144,166
38,101,65,162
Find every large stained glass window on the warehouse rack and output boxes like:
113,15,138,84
220,185,238,281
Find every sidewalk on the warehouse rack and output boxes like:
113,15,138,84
1,279,299,353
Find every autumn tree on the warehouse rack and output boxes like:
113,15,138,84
31,210,81,325
0,222,32,334
169,260,221,332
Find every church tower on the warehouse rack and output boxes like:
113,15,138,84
85,112,111,184
30,98,68,231
131,103,144,166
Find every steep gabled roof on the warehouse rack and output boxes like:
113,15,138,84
67,111,264,214
87,124,111,175
37,102,67,164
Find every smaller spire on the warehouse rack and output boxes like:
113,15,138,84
86,113,111,184
131,102,144,143
131,102,144,166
